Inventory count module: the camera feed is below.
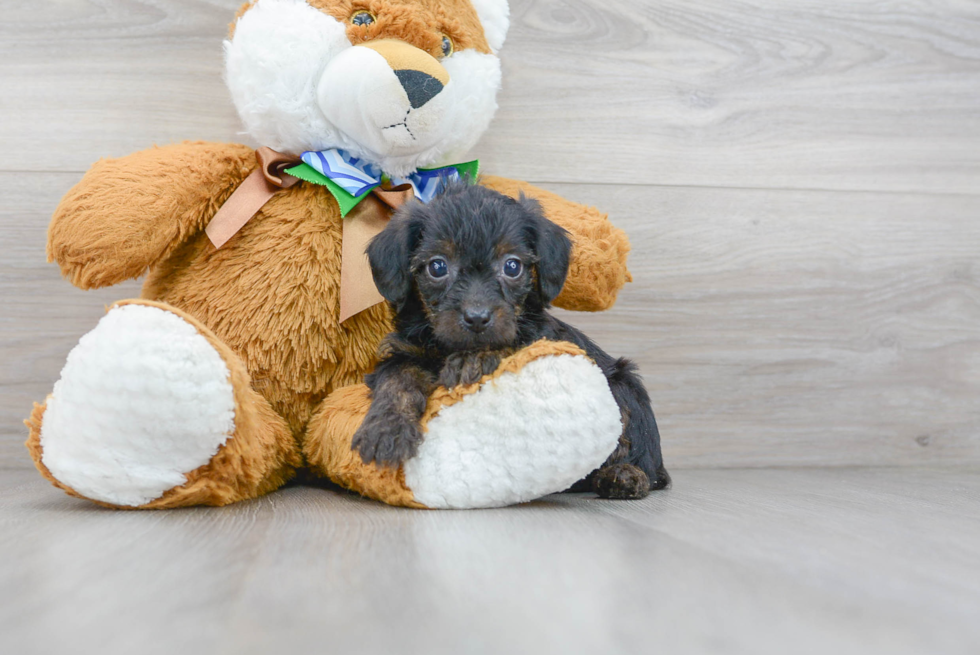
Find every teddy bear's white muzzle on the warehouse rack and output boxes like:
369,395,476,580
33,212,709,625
317,44,453,159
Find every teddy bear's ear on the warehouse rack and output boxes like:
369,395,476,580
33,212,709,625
470,0,510,53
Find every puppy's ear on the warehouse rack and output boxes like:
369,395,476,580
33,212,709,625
520,194,572,305
367,206,424,310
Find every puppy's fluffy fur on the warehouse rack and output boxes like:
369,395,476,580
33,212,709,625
353,183,669,498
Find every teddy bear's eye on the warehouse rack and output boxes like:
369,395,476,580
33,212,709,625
440,35,454,58
351,11,375,26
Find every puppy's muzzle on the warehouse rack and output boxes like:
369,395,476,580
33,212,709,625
357,39,450,109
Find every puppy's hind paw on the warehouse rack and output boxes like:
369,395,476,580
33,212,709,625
650,465,672,491
594,463,651,500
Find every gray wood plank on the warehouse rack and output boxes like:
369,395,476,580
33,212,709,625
0,1,245,173
487,0,980,194
0,469,266,655
2,468,978,655
2,0,979,194
4,173,977,468
565,467,980,627
541,182,980,468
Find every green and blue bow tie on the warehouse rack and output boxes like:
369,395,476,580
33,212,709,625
285,148,479,216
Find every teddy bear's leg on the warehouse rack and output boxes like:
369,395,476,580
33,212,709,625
303,341,622,509
303,385,424,508
25,300,301,509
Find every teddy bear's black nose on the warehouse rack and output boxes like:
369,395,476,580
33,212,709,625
394,70,445,108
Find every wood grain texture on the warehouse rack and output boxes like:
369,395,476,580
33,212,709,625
2,0,979,193
487,0,980,193
0,0,245,172
543,182,980,467
2,467,978,655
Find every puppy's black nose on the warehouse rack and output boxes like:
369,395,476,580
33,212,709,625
462,308,493,332
394,70,445,108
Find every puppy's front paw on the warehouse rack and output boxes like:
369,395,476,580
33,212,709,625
594,462,650,500
440,350,510,388
352,414,424,467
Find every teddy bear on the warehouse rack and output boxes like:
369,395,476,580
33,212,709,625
25,0,635,509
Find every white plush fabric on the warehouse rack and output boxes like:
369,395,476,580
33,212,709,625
404,355,622,509
430,50,502,169
225,0,350,156
40,305,236,507
315,45,455,169
226,0,503,177
470,0,510,53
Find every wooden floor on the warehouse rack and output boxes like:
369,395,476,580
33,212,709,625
1,466,978,655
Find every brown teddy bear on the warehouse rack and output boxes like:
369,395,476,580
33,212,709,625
25,0,634,509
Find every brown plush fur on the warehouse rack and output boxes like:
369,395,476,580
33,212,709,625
47,142,392,437
232,0,492,55
32,137,630,508
303,385,424,508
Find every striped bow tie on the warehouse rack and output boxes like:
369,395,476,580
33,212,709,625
285,149,479,216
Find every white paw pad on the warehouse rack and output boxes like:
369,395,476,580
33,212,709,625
40,305,236,507
403,354,622,509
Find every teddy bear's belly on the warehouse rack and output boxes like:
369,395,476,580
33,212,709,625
140,191,392,436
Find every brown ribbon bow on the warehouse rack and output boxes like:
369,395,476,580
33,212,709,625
205,147,414,323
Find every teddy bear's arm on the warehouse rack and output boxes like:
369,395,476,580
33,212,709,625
478,176,632,312
47,142,256,289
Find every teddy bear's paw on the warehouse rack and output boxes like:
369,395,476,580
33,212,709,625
403,345,622,509
37,303,237,507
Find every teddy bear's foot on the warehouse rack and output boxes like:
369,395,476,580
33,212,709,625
305,341,622,509
406,341,622,508
26,300,300,508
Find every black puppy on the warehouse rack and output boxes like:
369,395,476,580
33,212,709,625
352,183,670,499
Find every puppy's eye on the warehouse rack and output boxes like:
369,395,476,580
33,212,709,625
351,11,375,26
428,258,449,279
440,34,454,58
503,258,523,278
